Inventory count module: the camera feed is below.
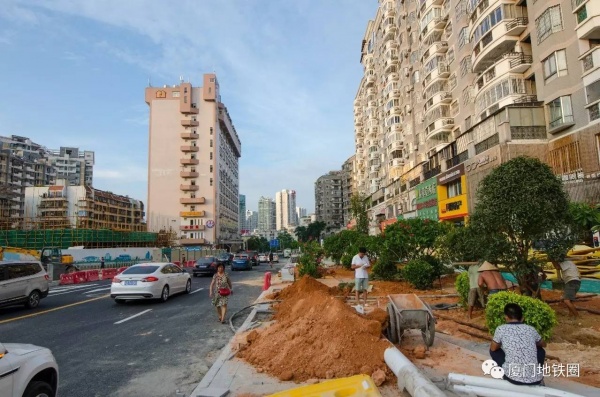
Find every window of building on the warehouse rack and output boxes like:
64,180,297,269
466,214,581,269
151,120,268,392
411,71,420,84
462,86,472,105
536,5,563,44
208,87,212,93
210,178,213,186
447,180,462,198
447,47,455,64
190,206,195,211
549,141,581,174
210,165,213,173
449,73,457,90
473,7,502,44
172,91,180,97
543,49,567,81
460,56,472,77
191,154,196,159
184,96,187,103
210,78,215,82
210,152,213,160
210,127,213,135
577,5,588,24
458,27,469,49
451,100,460,117
210,139,213,148
547,96,574,130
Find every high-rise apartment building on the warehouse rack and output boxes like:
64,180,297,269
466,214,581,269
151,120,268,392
353,0,600,229
145,74,242,249
315,171,344,232
341,155,355,227
258,196,276,232
239,194,246,233
244,209,258,234
46,147,95,186
296,206,307,221
275,189,297,231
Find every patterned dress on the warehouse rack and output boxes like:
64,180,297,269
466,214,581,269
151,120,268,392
212,273,231,307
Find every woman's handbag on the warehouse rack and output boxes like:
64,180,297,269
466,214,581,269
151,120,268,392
218,287,231,296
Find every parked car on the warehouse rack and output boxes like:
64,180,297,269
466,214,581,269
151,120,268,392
231,254,252,271
0,341,59,397
245,251,259,266
111,263,191,303
258,253,268,263
216,253,232,267
272,253,279,263
0,261,49,309
192,256,217,277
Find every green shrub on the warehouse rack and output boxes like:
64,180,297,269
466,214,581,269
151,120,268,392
402,259,435,290
372,250,399,280
297,241,324,278
455,272,470,307
341,253,353,270
485,291,558,341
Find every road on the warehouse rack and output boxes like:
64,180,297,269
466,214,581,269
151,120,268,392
0,260,285,397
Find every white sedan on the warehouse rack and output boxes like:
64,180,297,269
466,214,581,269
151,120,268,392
110,263,191,304
0,341,59,397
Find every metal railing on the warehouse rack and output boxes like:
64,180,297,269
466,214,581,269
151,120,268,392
506,17,528,32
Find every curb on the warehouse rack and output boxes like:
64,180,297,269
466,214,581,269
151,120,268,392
190,289,274,397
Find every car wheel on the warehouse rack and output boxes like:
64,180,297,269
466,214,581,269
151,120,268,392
23,380,54,397
25,290,41,309
185,279,192,294
160,285,170,302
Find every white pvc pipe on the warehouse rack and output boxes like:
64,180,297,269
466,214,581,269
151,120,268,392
384,347,447,397
448,373,586,397
453,384,542,397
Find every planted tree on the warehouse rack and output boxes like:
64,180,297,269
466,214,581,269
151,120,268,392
298,241,325,278
469,156,577,290
569,202,600,245
350,193,370,235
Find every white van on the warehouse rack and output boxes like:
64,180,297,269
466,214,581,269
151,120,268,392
0,261,50,309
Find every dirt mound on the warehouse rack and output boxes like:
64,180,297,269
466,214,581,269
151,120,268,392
238,277,392,383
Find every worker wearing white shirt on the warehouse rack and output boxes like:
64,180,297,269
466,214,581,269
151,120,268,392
351,247,371,306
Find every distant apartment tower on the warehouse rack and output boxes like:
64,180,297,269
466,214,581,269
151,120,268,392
296,206,307,221
315,171,344,231
244,209,258,233
275,189,297,231
258,196,275,232
46,147,95,186
239,194,246,233
353,0,600,228
341,155,355,227
0,135,56,228
145,74,242,249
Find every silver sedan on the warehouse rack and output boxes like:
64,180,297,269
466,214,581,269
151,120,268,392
110,263,191,304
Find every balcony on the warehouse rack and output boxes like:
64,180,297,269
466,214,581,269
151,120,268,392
425,118,454,141
475,53,533,95
422,41,448,63
180,197,205,204
180,238,207,246
389,158,404,167
577,13,600,39
389,141,404,151
424,92,452,113
420,0,444,13
181,119,199,127
472,18,527,73
180,145,199,152
180,210,206,217
180,158,199,165
383,24,397,40
180,225,206,231
424,165,442,180
388,72,399,82
180,171,199,178
181,132,199,139
423,62,449,90
182,104,199,114
369,152,380,160
180,184,199,191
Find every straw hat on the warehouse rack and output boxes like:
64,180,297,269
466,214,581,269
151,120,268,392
478,261,499,272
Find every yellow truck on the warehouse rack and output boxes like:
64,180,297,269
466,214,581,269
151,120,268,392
0,246,76,276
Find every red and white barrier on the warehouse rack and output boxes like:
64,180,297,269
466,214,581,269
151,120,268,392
85,270,100,282
101,268,117,280
73,271,87,284
59,273,75,285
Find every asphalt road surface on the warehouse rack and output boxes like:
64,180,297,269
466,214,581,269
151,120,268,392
0,259,286,397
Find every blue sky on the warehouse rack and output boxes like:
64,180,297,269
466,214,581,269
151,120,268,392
0,0,377,213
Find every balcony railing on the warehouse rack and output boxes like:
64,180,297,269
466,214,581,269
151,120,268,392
423,165,441,180
549,115,575,130
510,126,547,140
475,133,500,155
505,17,528,33
589,103,600,121
509,54,533,69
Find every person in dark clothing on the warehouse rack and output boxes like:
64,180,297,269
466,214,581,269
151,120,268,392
100,257,105,269
269,251,274,269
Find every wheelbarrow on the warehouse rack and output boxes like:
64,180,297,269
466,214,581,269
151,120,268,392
386,294,436,347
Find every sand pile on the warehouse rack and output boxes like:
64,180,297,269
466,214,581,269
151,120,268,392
238,276,392,382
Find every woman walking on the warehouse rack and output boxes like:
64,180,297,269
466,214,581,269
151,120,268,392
209,263,233,323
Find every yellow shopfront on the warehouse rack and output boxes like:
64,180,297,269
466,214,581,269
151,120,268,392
437,163,469,226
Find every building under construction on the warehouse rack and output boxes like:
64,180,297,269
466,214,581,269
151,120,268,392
0,182,172,249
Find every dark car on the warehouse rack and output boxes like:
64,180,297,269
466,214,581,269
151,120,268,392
245,251,259,266
231,254,252,271
216,253,231,266
193,256,217,277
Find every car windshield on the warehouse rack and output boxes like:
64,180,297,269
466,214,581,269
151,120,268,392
198,257,215,263
217,254,229,259
122,265,159,274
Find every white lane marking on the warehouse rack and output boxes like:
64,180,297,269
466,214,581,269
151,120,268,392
190,288,205,294
49,284,100,293
85,287,112,294
114,309,153,325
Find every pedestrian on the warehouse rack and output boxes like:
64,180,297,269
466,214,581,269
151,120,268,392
181,255,186,267
209,263,233,323
467,262,485,319
100,257,105,269
489,303,546,385
478,261,508,296
521,265,546,299
351,247,371,306
551,257,581,317
269,251,274,269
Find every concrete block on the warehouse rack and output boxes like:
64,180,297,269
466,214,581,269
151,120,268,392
192,387,229,397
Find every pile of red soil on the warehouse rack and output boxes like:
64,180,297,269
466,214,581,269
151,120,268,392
238,276,392,382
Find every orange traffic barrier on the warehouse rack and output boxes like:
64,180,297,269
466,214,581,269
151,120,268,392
85,270,100,282
73,271,87,284
102,268,117,280
185,260,195,268
263,272,272,291
59,273,75,285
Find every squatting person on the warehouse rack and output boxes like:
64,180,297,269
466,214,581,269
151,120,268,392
552,257,581,318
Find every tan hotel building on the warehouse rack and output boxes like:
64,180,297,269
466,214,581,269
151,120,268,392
354,0,600,228
145,74,242,248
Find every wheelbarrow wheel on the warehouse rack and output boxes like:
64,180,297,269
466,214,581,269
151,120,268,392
422,314,436,347
386,303,399,344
